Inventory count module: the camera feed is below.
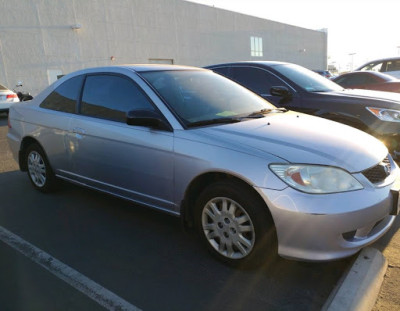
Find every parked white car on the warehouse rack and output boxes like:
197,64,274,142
0,83,20,114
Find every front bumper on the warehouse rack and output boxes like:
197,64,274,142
256,179,398,261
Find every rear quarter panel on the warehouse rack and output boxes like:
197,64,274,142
8,102,72,173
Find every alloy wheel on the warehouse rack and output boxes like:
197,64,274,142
201,197,255,259
28,151,47,188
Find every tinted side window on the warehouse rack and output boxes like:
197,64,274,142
211,66,231,78
363,74,378,84
230,67,284,95
360,62,383,72
337,74,376,87
385,60,400,72
81,75,155,122
345,74,366,85
334,76,350,87
40,75,84,113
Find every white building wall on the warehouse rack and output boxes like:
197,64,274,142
0,0,327,95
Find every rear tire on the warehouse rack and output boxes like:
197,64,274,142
194,180,277,268
26,143,57,193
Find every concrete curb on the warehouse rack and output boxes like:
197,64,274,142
322,247,387,311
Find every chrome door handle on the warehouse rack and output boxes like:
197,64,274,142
72,127,86,139
72,127,86,135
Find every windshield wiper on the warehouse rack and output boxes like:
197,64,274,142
187,117,242,128
309,89,331,93
187,108,287,127
246,107,287,118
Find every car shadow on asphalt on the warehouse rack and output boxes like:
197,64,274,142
371,211,400,253
0,170,351,311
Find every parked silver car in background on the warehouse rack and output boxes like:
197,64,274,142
356,57,400,79
0,83,20,114
7,65,400,267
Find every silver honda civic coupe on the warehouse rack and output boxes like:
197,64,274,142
7,65,400,267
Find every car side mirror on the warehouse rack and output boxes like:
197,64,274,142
126,110,172,131
270,86,292,98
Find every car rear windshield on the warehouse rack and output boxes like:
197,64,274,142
140,70,276,126
274,64,343,93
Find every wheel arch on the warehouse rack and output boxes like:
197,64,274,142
181,171,273,229
19,136,47,171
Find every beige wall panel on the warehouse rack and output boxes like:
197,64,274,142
0,0,327,95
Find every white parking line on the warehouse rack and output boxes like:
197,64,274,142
0,225,142,311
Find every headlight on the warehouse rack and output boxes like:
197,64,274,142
269,164,363,194
366,107,400,122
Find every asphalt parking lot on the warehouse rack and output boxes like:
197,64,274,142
0,115,352,311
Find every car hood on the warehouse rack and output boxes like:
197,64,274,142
327,88,400,105
196,111,387,173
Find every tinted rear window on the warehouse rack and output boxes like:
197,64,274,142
40,75,84,113
386,60,400,72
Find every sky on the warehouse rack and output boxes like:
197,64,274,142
186,0,400,71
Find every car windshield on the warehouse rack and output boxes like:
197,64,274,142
140,70,276,126
274,64,343,92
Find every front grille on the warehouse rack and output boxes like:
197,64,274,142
362,156,391,184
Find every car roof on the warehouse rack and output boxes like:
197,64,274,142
48,65,209,91
356,56,400,69
206,61,290,68
64,64,207,78
337,71,397,80
119,64,205,72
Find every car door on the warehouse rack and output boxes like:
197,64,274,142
67,73,175,211
38,75,85,174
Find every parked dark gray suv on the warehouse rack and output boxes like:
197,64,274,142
206,61,400,158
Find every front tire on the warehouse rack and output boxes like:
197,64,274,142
195,180,276,268
26,143,56,192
